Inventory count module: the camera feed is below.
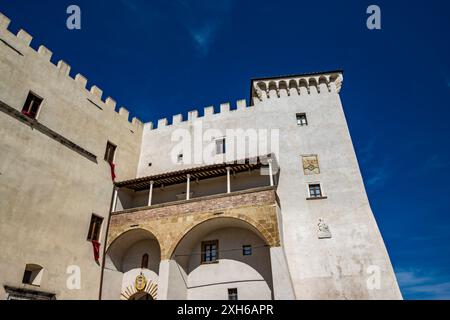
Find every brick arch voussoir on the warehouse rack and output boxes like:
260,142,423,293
166,213,278,259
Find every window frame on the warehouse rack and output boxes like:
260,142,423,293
228,288,238,300
22,91,44,120
307,182,326,199
215,137,226,155
87,214,104,242
296,113,308,126
201,240,219,264
242,245,252,256
22,264,44,287
104,141,117,164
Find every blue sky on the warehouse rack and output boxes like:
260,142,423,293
1,0,449,299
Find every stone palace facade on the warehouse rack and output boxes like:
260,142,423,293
0,12,402,300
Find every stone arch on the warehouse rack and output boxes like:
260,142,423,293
318,76,330,92
298,78,309,94
278,80,289,97
121,279,158,300
168,214,278,260
268,81,278,98
106,228,161,274
107,226,162,252
168,215,276,300
309,77,319,94
328,73,341,92
288,79,299,96
256,81,268,100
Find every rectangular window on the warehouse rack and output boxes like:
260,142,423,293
104,142,117,164
201,240,219,264
228,288,238,300
215,138,226,155
22,92,43,120
308,184,323,198
296,113,308,126
177,153,184,163
22,264,43,286
87,215,103,242
243,245,252,256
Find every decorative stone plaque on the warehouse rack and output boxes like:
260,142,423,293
302,155,320,175
318,219,332,239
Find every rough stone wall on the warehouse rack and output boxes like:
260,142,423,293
107,187,280,260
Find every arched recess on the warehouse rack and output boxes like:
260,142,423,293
104,228,161,300
298,78,309,95
170,217,274,300
309,78,319,94
256,82,268,100
268,81,278,98
278,81,289,97
318,76,330,92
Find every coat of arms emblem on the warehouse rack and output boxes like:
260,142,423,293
135,273,147,292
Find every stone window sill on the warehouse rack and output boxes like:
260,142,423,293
306,196,328,201
201,261,219,265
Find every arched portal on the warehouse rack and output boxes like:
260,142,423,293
103,228,161,300
171,217,274,300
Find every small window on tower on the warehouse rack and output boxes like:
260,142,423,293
296,113,308,126
228,288,238,300
87,214,103,242
104,142,117,164
215,138,226,155
308,183,323,199
22,92,43,120
177,153,184,163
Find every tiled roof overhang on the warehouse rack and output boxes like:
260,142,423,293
115,154,274,191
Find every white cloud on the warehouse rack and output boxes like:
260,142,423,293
396,269,450,299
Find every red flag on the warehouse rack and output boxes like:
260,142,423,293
92,240,101,262
109,162,116,181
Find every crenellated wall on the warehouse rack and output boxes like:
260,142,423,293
0,13,142,128
0,12,143,300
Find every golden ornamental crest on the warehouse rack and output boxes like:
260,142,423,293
135,273,147,292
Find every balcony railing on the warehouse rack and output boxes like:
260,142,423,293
112,155,277,213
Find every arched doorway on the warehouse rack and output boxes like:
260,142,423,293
103,228,161,300
129,292,154,300
171,217,274,300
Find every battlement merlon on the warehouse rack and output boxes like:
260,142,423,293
250,70,344,105
0,12,143,128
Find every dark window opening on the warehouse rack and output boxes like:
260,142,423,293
22,92,43,119
104,142,117,164
22,270,33,285
309,184,323,198
215,138,226,155
228,288,238,300
201,240,219,264
296,113,308,126
141,254,149,269
243,245,252,256
177,154,184,163
87,215,103,242
21,264,43,286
